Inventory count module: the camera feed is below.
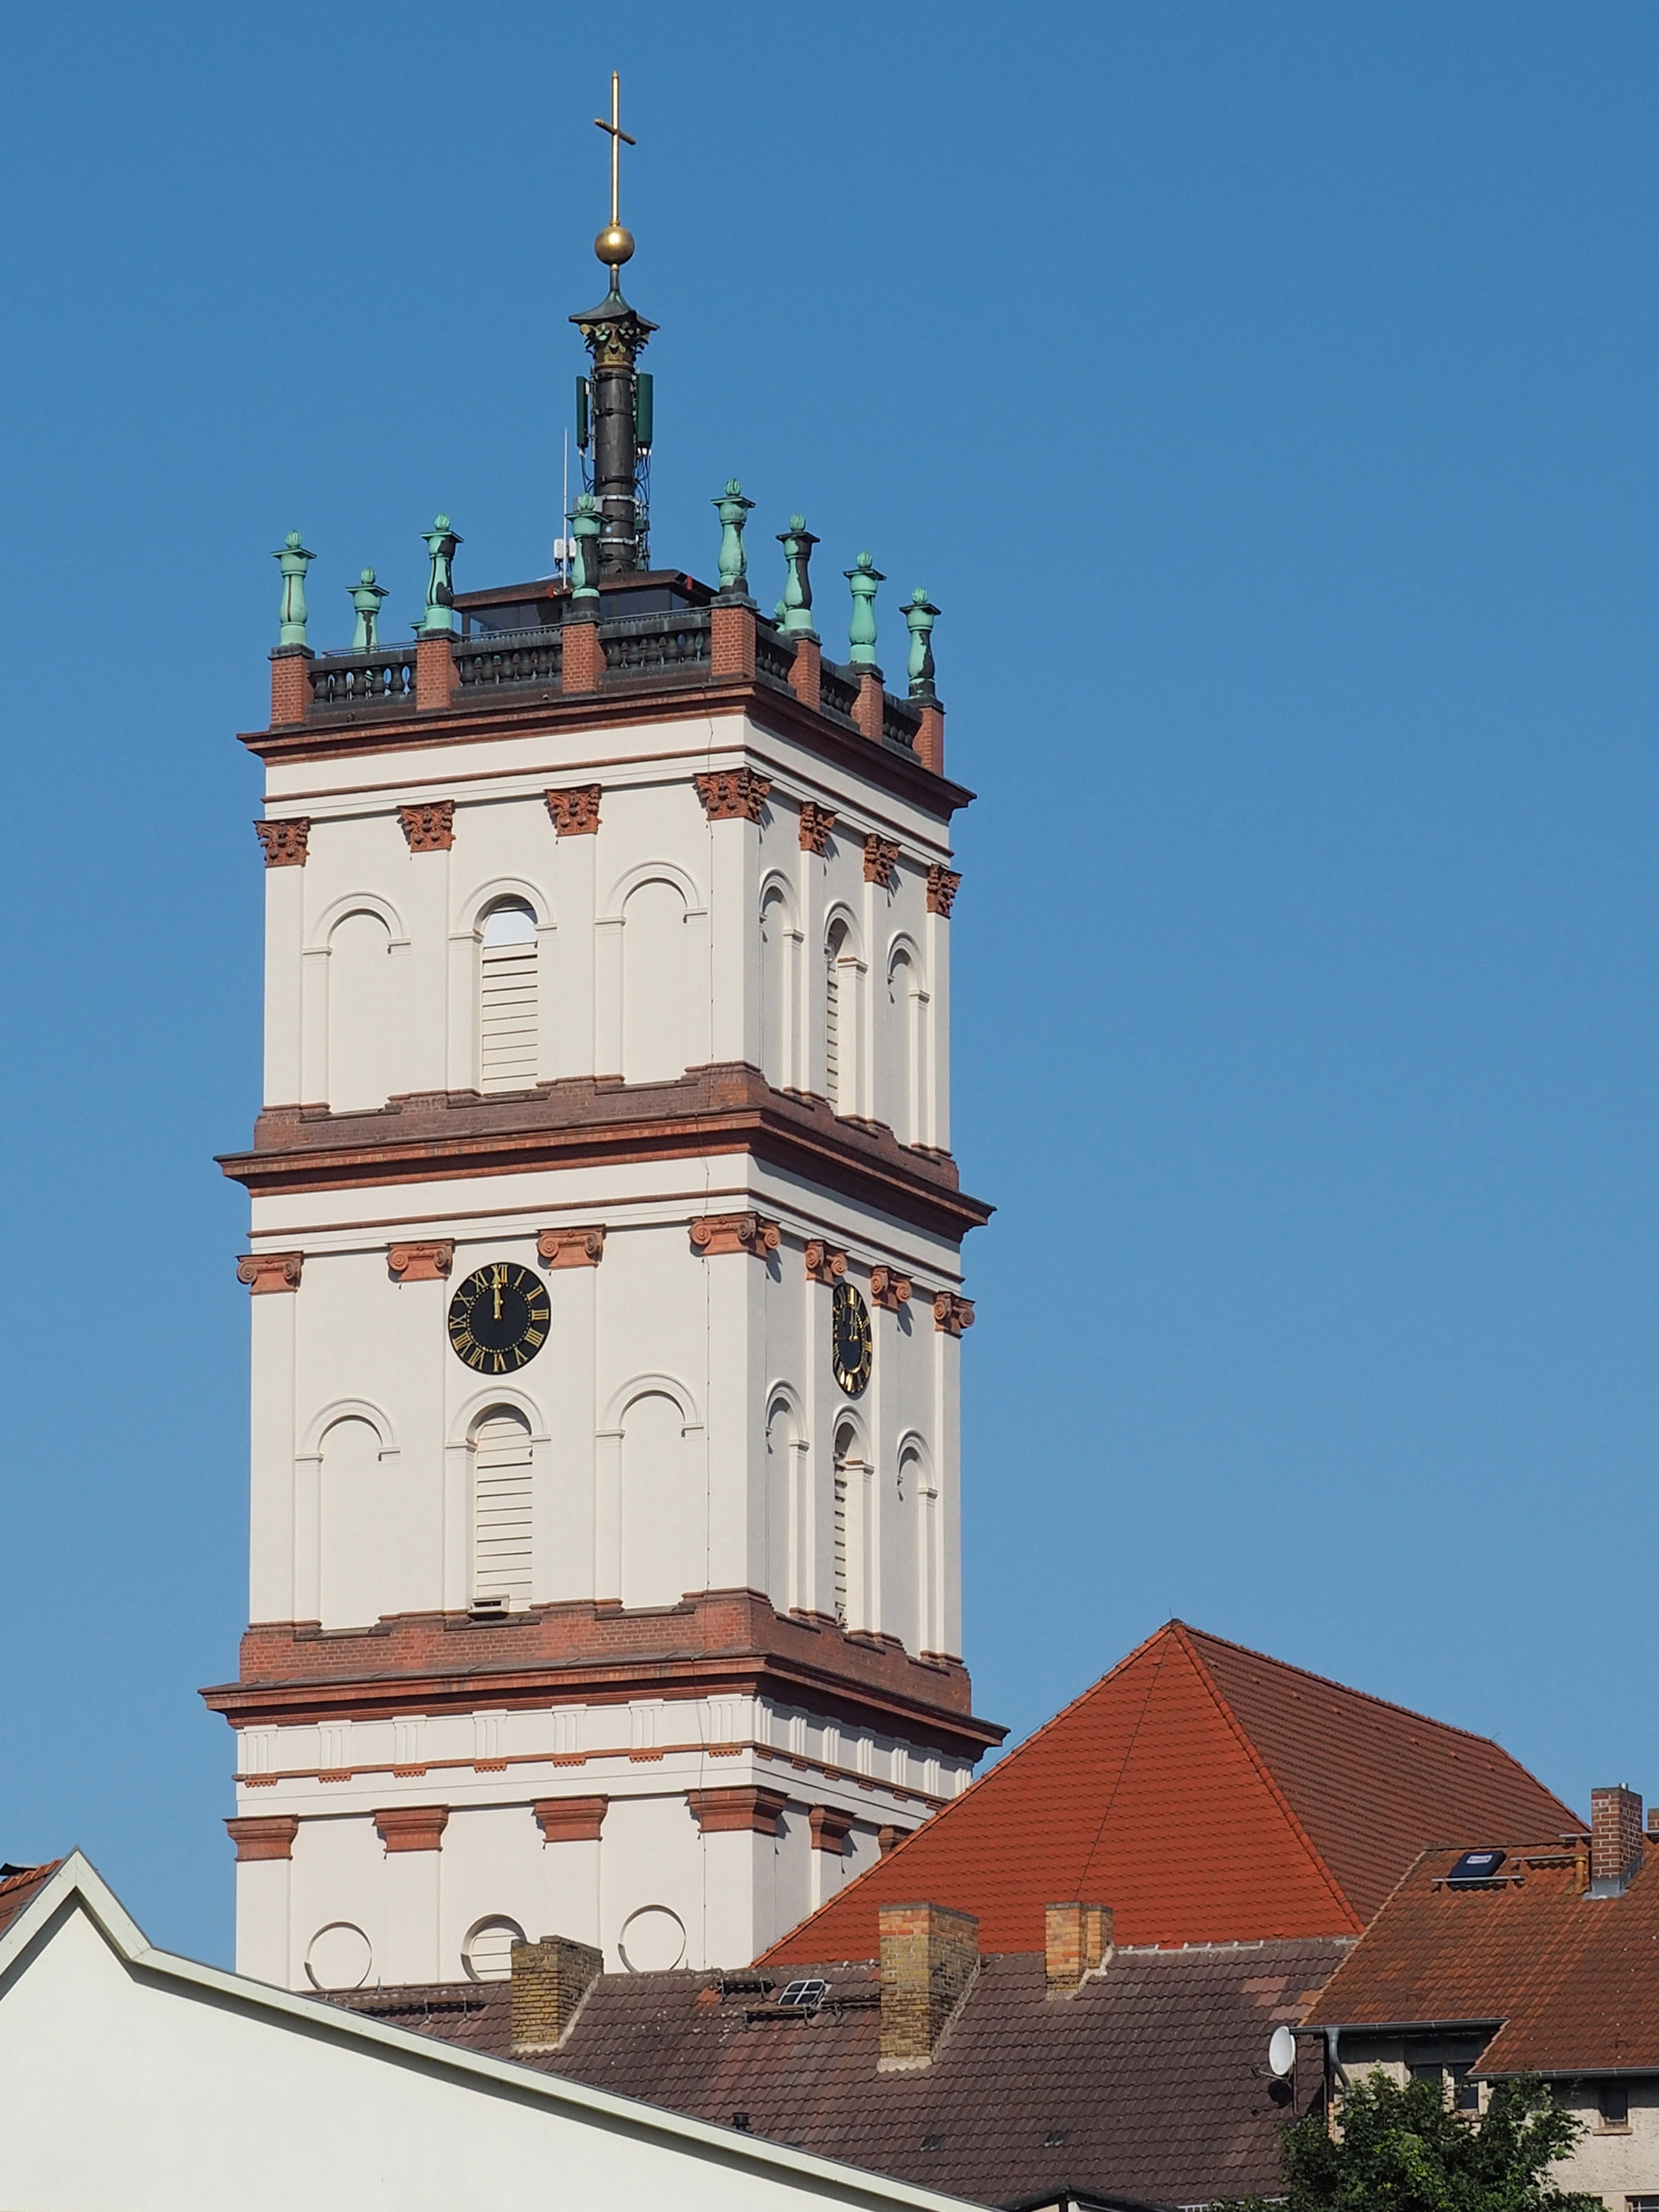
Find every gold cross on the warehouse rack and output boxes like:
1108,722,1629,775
593,71,635,229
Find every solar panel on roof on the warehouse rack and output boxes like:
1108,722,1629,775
1447,1848,1506,1885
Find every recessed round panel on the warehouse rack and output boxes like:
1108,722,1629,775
1268,2024,1297,2077
305,1921,373,1991
462,1915,527,1983
617,1904,687,1973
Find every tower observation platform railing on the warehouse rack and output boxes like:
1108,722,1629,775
300,601,926,757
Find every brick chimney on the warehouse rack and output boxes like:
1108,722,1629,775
878,1902,979,2069
510,1934,604,2054
1045,1902,1114,1993
1590,1786,1644,1896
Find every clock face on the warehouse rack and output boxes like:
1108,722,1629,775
447,1262,551,1373
831,1281,873,1397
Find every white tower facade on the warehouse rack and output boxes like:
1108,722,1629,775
206,541,997,1991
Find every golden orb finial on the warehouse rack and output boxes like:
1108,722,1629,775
595,221,635,270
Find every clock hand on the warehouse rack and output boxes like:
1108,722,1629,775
493,1280,502,1321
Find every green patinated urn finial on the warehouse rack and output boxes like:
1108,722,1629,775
273,530,314,648
844,549,884,667
714,479,755,599
416,515,462,636
905,588,940,699
349,567,389,654
777,514,819,639
570,493,603,604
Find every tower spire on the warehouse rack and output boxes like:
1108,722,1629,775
571,71,656,576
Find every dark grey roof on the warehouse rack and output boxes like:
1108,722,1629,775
334,1936,1347,2208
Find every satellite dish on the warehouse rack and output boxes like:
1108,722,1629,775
1268,2025,1297,2078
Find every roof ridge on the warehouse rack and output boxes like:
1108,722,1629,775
1172,1623,1362,1934
756,1622,1184,1964
1177,1622,1546,1762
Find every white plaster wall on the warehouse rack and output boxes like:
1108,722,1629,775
241,702,975,1990
0,1892,979,2212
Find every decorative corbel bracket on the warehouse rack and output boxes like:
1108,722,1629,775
926,864,961,916
690,1212,781,1259
388,1240,455,1282
804,1239,848,1285
538,1226,606,1269
933,1292,975,1336
255,818,310,868
399,800,455,853
863,834,901,889
799,801,837,855
545,785,602,837
869,1266,913,1311
237,1251,303,1294
695,768,771,823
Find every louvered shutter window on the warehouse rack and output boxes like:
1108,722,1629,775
472,1411,533,1607
832,1472,849,1626
480,903,538,1094
825,923,845,1111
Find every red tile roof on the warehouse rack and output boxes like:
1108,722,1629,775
0,1862,60,1936
763,1623,1579,1965
1307,1840,1659,2075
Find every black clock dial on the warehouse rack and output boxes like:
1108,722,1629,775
831,1281,873,1397
447,1262,551,1373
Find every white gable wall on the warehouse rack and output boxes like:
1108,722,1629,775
0,1861,977,2212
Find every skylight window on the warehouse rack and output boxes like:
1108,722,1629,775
1447,1849,1507,1886
777,1978,830,2011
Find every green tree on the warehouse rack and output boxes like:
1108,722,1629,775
1220,2071,1600,2212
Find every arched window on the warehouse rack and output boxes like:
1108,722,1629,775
619,1390,695,1608
886,946,924,1143
470,1407,533,1611
479,902,538,1094
327,910,398,1112
622,879,689,1083
760,885,795,1089
318,1416,385,1630
825,921,845,1109
832,1419,865,1630
899,1440,938,1656
765,1395,802,1613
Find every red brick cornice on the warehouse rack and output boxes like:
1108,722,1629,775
239,674,974,820
809,1804,855,1854
200,1589,1003,1762
690,1786,787,1836
534,1795,609,1841
218,1064,992,1242
226,1815,299,1861
374,1805,449,1852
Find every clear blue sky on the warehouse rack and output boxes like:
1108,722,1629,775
2,2,1657,1964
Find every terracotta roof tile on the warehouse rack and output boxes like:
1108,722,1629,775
337,1936,1351,2209
1307,1840,1659,2075
762,1623,1578,1965
0,1861,60,1936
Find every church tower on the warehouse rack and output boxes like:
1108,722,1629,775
204,88,998,1993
